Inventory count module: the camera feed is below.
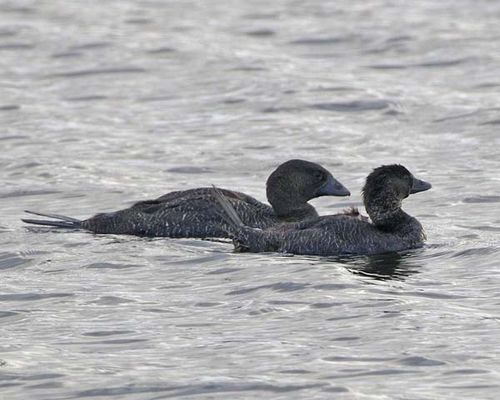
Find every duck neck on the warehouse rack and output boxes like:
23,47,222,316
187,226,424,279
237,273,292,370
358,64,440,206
268,192,318,222
366,196,409,231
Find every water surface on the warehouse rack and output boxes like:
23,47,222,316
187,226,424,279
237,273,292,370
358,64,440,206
1,1,500,399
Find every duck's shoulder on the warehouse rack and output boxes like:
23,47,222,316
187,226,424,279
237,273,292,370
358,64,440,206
130,187,269,215
284,210,369,231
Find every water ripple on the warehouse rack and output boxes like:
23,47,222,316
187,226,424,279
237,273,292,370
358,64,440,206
46,67,146,79
310,99,393,112
0,293,73,301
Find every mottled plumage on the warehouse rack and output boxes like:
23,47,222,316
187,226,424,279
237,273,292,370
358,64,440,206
22,159,350,238
215,164,431,256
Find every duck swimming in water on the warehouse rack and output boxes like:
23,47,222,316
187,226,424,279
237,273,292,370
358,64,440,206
22,159,350,238
213,164,431,255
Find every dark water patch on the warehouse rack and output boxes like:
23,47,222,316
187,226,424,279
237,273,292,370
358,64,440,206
168,254,224,266
51,51,81,58
463,195,500,203
327,369,416,379
152,382,324,398
433,111,479,123
0,135,29,141
387,35,413,43
480,119,500,125
0,6,36,14
0,311,19,319
8,161,42,169
46,67,146,79
312,283,356,290
64,95,108,102
244,29,276,37
0,30,17,38
438,384,500,389
69,42,111,51
474,82,500,89
452,247,499,258
89,296,136,305
0,253,32,270
0,293,73,301
367,64,408,70
157,284,191,290
88,339,147,345
0,43,34,50
261,106,299,113
206,267,242,274
458,233,480,239
20,373,66,381
26,382,63,389
324,386,350,393
85,260,141,269
331,336,360,341
398,356,446,367
279,369,313,374
147,47,176,54
310,99,392,112
268,300,309,305
369,58,469,70
242,13,280,20
142,308,171,313
384,109,403,116
83,330,134,337
443,369,489,375
175,323,218,327
289,36,353,45
415,58,470,68
75,385,181,397
223,98,245,104
0,189,60,198
165,166,213,174
0,105,20,111
248,307,285,315
226,282,309,295
195,302,223,307
0,382,20,388
125,18,153,25
310,302,343,309
243,145,274,150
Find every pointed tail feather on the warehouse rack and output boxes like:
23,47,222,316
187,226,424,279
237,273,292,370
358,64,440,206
22,210,82,229
21,218,81,229
24,210,80,222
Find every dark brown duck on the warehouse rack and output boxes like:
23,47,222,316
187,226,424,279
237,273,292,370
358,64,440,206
22,159,350,238
213,164,431,255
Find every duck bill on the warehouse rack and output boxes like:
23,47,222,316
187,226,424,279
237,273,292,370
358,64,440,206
410,177,432,194
318,174,351,197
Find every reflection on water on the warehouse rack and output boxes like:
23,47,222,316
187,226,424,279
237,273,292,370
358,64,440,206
339,252,421,281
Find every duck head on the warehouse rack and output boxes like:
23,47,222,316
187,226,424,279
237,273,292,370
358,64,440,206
266,159,350,220
362,164,431,228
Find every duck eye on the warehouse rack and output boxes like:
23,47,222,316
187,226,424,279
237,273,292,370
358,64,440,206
313,171,325,182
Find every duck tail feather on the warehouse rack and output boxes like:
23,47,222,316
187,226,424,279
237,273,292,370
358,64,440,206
21,218,81,229
24,210,80,222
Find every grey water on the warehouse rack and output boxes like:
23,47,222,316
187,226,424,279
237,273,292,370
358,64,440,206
1,0,500,399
